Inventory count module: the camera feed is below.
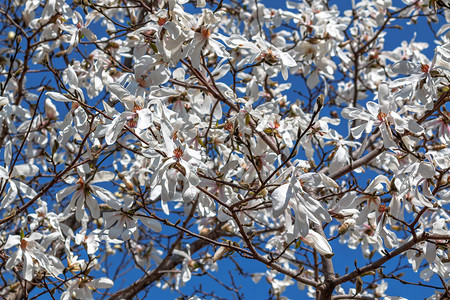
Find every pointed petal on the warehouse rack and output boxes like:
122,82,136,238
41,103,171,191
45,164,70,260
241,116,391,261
138,215,162,232
271,184,292,218
11,164,39,178
56,185,78,202
302,230,334,258
46,92,72,102
4,235,21,249
90,277,114,289
85,194,100,219
5,249,21,270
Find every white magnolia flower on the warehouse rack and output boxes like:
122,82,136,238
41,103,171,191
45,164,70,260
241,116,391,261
129,240,163,270
184,9,228,69
28,200,62,233
103,197,162,240
226,34,297,80
173,245,193,284
103,83,154,145
423,111,450,145
58,11,97,53
61,277,113,300
271,169,335,238
342,83,423,148
57,168,118,221
149,145,202,214
0,141,39,209
4,233,62,281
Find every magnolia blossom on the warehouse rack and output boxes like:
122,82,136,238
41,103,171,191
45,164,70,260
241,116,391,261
0,141,39,209
225,34,297,80
56,168,118,221
342,83,423,149
58,11,97,53
4,233,62,281
271,169,336,238
103,83,153,145
28,200,62,233
390,42,450,109
103,197,162,240
61,277,113,300
129,240,163,270
173,245,193,285
149,144,202,214
184,9,228,69
423,111,450,145
44,98,59,120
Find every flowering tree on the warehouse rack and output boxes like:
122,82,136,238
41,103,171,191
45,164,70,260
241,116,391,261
0,0,449,299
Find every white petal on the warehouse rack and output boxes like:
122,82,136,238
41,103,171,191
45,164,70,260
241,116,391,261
1,181,18,209
108,220,124,240
108,83,130,99
406,119,424,134
424,242,436,264
293,203,309,237
105,116,125,145
75,199,86,221
46,92,72,102
82,28,97,42
5,249,22,270
23,252,34,281
92,171,115,183
56,185,78,202
90,277,114,289
15,181,37,199
136,109,152,129
279,51,297,67
181,263,191,282
163,22,181,39
366,101,380,117
418,162,435,178
351,122,370,139
0,166,8,179
173,249,191,260
271,184,292,218
11,164,39,178
28,232,42,241
138,216,162,232
212,100,222,120
85,194,100,219
391,61,420,75
161,120,175,156
149,65,170,86
66,65,79,89
306,70,319,89
365,175,390,192
4,235,21,249
302,231,334,258
380,123,397,148
4,141,12,166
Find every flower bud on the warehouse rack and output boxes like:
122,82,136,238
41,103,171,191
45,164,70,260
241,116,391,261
7,31,15,40
45,98,59,120
212,246,230,262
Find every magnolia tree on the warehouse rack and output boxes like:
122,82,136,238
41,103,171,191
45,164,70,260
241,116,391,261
0,0,450,299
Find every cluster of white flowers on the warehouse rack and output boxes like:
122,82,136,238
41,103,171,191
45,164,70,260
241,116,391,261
0,0,449,299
